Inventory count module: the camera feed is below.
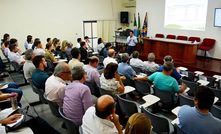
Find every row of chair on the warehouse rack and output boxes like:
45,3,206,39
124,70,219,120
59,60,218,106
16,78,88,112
155,33,201,42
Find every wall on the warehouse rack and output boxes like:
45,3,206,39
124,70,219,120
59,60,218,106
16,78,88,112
0,0,123,53
137,0,221,59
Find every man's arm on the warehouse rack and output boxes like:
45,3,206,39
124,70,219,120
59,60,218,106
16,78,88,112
0,114,22,124
109,113,123,134
134,36,138,43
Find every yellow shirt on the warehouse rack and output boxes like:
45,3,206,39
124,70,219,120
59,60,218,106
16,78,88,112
45,49,55,62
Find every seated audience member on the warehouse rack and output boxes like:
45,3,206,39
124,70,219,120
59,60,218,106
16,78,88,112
24,35,32,50
80,41,88,64
84,36,93,51
27,36,33,49
76,38,82,48
124,113,152,134
102,43,111,58
159,55,181,81
97,38,104,52
68,47,84,69
46,38,52,43
129,51,143,68
4,41,10,57
100,63,125,98
178,86,221,134
45,62,71,107
10,38,22,55
84,56,100,85
32,55,49,90
147,62,186,96
82,95,123,134
51,38,57,53
55,39,61,53
60,40,68,58
103,49,118,68
32,38,40,50
118,53,148,81
1,33,10,50
23,49,36,81
45,43,57,62
63,66,93,125
8,44,25,65
142,53,159,73
34,40,45,56
66,42,73,61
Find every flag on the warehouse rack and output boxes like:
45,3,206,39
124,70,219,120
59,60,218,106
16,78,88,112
137,13,141,43
133,14,137,37
141,12,148,38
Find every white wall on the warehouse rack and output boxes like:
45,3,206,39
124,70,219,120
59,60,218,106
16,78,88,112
137,0,221,59
0,0,123,53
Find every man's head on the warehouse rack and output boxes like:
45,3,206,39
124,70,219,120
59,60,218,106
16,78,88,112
9,44,18,52
95,95,115,119
34,40,42,48
163,55,173,63
33,55,47,69
77,38,82,43
80,41,86,48
71,66,86,82
46,43,52,50
25,49,36,61
54,62,71,81
10,38,18,45
98,38,103,44
84,36,89,41
130,31,134,37
46,38,51,43
121,53,129,63
105,43,111,50
71,47,81,60
89,56,99,68
107,49,115,58
27,37,33,44
132,51,139,58
148,53,155,62
194,86,215,110
4,41,10,48
163,61,173,74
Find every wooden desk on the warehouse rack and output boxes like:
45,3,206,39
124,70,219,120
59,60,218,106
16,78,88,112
143,38,200,63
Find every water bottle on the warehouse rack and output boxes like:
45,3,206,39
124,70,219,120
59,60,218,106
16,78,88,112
10,93,18,110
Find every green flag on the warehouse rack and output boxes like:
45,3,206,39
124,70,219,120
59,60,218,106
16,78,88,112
137,13,141,43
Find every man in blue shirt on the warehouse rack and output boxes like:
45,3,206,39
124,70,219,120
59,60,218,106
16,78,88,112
158,55,181,81
102,43,111,58
126,31,137,55
32,55,49,90
178,86,221,134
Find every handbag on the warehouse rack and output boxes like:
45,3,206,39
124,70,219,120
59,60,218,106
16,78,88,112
4,106,39,132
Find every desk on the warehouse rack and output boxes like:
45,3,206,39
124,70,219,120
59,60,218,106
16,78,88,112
143,38,199,63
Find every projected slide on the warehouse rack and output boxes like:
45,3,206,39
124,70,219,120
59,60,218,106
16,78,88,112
164,0,208,31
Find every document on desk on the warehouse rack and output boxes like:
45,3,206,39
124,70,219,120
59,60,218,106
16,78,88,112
7,115,24,128
0,108,17,120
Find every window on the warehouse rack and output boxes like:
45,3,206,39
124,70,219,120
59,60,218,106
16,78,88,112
164,0,208,31
83,21,97,48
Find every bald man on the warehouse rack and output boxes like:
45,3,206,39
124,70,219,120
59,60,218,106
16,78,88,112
103,49,118,68
82,95,123,134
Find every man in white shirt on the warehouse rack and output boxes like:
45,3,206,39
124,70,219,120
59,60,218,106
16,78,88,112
142,52,159,73
27,37,33,49
82,95,123,134
126,31,137,55
34,40,45,56
103,49,118,68
84,36,93,51
76,38,82,48
23,49,36,81
129,51,143,68
45,62,71,107
8,44,25,65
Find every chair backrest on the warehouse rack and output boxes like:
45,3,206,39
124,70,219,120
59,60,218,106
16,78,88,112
211,105,221,120
188,37,200,42
117,95,138,118
29,79,38,94
187,71,194,82
202,38,216,48
98,86,113,97
177,36,188,41
43,93,61,117
178,94,194,107
155,33,164,38
84,81,100,97
36,88,48,104
10,61,20,71
141,107,170,134
218,79,221,90
134,80,151,96
179,79,198,95
166,34,176,39
122,76,135,87
45,59,54,72
153,86,174,104
131,66,142,74
59,107,80,134
210,88,221,100
173,123,187,134
60,52,67,59
98,55,104,64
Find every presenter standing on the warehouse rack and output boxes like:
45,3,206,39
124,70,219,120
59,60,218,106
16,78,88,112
127,31,137,55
